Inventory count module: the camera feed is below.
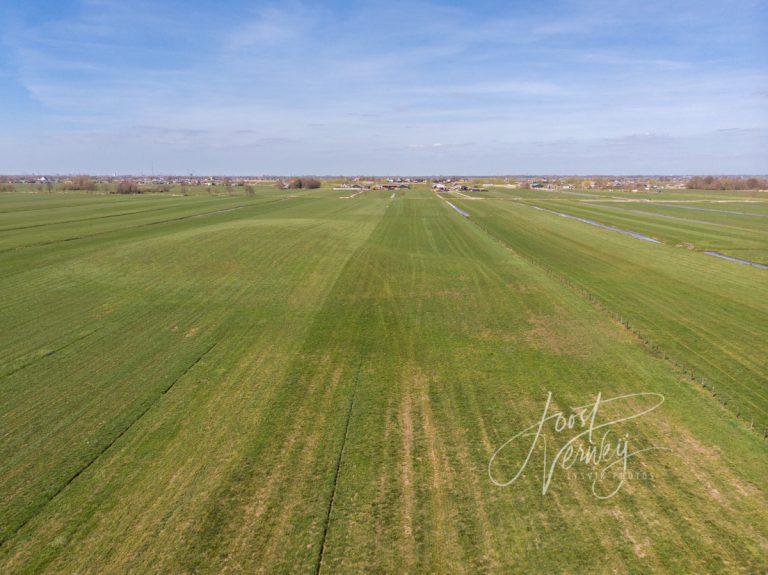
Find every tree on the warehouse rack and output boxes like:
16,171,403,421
115,180,140,194
287,177,321,189
687,176,767,190
686,176,703,189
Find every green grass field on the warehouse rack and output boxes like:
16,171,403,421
453,186,768,429
0,186,766,573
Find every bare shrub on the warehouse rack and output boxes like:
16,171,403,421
64,175,97,191
0,179,14,192
115,180,141,194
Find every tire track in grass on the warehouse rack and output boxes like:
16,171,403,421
398,387,416,568
415,376,465,571
437,385,500,571
0,339,219,548
0,327,101,381
315,358,363,575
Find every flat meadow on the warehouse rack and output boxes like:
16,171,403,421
0,184,766,573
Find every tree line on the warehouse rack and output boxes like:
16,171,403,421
687,176,767,190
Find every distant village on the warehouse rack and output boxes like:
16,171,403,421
0,174,765,193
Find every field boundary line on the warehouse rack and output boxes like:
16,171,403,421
0,203,194,233
314,357,363,575
0,340,219,548
0,198,166,215
0,197,293,255
452,201,767,438
0,327,101,382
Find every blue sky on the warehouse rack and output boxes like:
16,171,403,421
0,0,765,175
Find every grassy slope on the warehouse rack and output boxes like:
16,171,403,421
0,188,766,573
